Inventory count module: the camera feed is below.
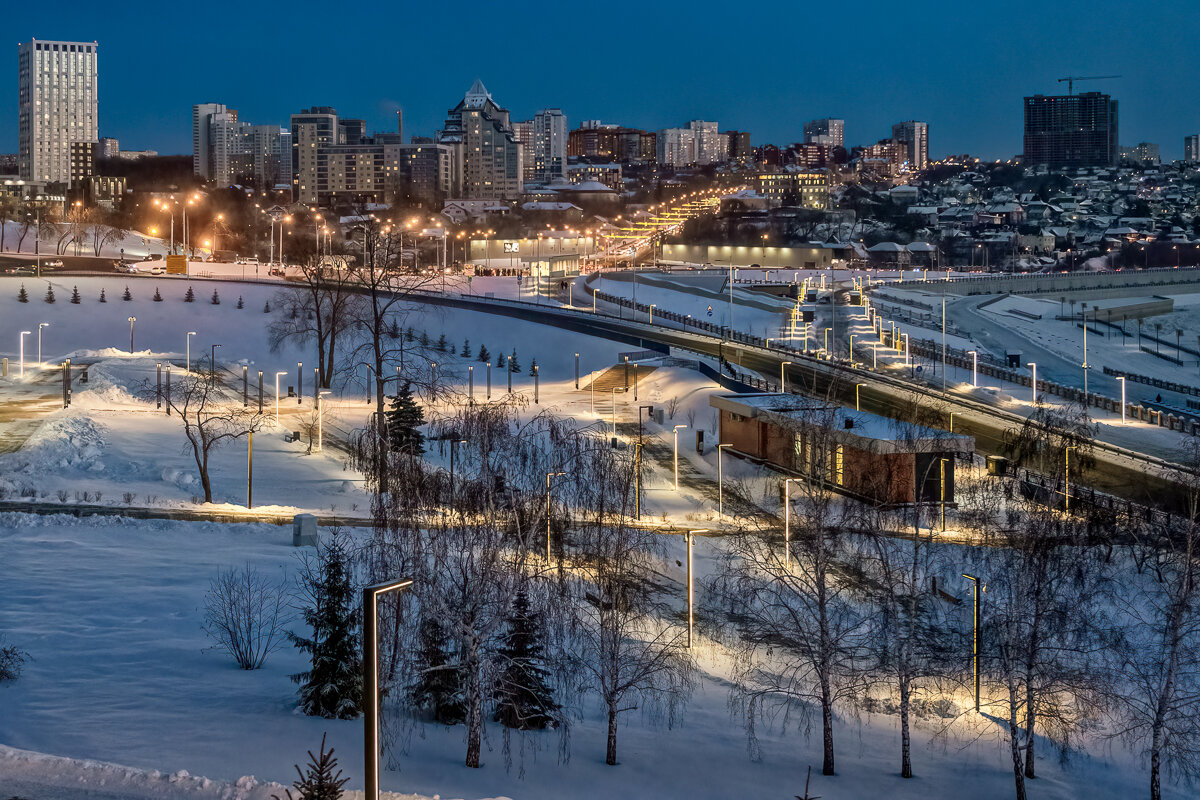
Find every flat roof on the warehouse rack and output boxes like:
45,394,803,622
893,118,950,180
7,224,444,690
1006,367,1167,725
710,393,974,454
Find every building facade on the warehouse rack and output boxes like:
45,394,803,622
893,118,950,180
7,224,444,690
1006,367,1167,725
753,171,829,208
437,80,523,200
1187,135,1200,163
803,118,844,148
290,107,341,204
891,120,929,170
18,39,99,186
1023,92,1118,167
97,136,118,159
1120,142,1160,165
531,108,567,183
657,127,695,166
725,130,752,165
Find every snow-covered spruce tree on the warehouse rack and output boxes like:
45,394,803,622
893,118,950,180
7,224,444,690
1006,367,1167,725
407,616,465,725
405,326,415,342
211,289,220,305
70,285,81,304
153,287,163,302
289,532,361,719
44,285,55,303
385,382,425,456
495,349,505,368
461,338,471,357
508,348,521,372
122,286,132,301
477,344,490,363
419,330,429,347
387,318,399,339
184,286,195,302
264,299,271,313
528,357,538,377
0,634,26,683
17,283,28,302
98,287,106,302
493,589,560,730
236,295,244,309
435,332,447,352
272,733,349,800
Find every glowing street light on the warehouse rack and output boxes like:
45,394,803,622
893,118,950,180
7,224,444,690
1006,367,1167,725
37,322,49,366
363,577,413,800
1027,362,1038,405
1117,376,1127,423
673,424,688,490
18,330,31,377
968,349,978,387
962,573,982,712
186,331,197,375
780,361,792,393
128,317,137,354
855,383,865,411
275,371,288,424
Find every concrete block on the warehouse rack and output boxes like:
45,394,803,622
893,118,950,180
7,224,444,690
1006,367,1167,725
293,513,318,547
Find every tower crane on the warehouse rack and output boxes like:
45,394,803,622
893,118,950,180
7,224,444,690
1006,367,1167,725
1057,75,1121,94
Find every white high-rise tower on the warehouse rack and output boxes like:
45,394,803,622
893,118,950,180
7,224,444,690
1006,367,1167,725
18,38,99,185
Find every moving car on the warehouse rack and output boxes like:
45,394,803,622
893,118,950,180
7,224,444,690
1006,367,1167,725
4,265,35,275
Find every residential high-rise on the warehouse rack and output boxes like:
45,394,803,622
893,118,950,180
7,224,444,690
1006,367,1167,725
689,120,725,164
725,130,752,165
512,120,534,182
18,39,99,186
1184,134,1199,163
290,107,340,204
531,108,567,182
657,127,695,166
1119,142,1160,165
437,80,523,199
193,103,231,179
1023,93,1118,167
891,121,929,170
803,118,844,148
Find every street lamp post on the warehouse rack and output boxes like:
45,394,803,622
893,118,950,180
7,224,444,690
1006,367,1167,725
317,390,332,451
275,371,288,424
128,317,137,354
673,424,688,490
902,333,910,367
963,573,982,712
37,322,49,366
210,344,222,386
855,383,865,412
186,332,196,375
686,529,707,648
1117,376,1127,423
18,331,31,377
780,361,791,393
363,578,413,800
1027,362,1038,405
968,350,978,387
718,443,732,520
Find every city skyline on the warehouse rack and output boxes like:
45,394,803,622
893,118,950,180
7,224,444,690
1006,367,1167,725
4,0,1199,160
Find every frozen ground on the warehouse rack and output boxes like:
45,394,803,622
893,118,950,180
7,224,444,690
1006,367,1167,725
0,512,1157,800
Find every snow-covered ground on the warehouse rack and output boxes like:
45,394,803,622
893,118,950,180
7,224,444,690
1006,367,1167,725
0,513,1155,800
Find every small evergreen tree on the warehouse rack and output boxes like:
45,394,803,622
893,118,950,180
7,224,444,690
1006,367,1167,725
528,357,538,376
386,318,400,339
264,300,271,313
384,382,426,456
477,344,490,363
272,733,349,800
419,330,430,347
17,284,28,303
496,350,505,368
44,285,56,303
70,285,81,304
98,287,106,303
122,286,132,301
211,289,220,305
509,348,521,372
405,326,415,342
184,286,195,302
236,295,244,309
407,617,465,725
289,533,361,720
152,287,163,302
435,333,448,352
493,590,560,730
461,338,471,357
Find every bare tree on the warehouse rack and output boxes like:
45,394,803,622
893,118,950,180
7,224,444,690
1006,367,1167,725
203,563,290,669
1107,443,1200,800
706,407,869,777
159,365,265,503
87,209,121,257
566,445,695,766
0,195,15,252
268,263,361,390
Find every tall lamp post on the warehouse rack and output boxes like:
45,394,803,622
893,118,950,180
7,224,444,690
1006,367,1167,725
1117,376,1127,423
363,578,413,800
673,424,688,490
186,331,197,375
128,317,137,354
275,371,288,424
780,361,792,393
968,349,978,387
962,573,982,712
1027,362,1038,405
18,331,31,377
37,322,49,367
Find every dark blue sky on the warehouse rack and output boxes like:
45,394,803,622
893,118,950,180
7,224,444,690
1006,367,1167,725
5,0,1199,159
